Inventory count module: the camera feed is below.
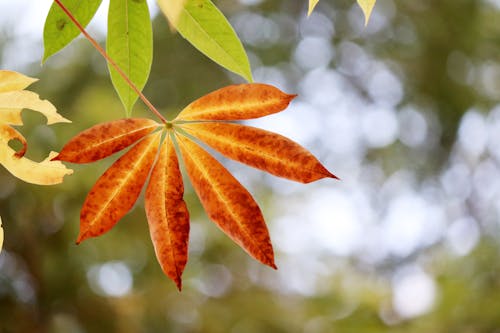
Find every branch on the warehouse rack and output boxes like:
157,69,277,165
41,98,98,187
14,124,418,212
53,0,168,124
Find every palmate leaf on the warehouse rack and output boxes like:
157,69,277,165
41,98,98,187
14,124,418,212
56,83,336,289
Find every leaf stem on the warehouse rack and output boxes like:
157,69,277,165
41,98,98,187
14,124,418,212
53,0,168,124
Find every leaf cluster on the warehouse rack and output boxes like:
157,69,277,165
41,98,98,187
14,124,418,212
54,83,336,288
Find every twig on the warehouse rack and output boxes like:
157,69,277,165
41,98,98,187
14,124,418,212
53,0,168,124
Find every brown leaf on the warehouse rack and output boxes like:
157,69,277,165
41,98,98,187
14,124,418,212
180,122,337,183
54,118,160,163
176,133,276,269
78,132,161,243
174,83,296,121
145,134,189,290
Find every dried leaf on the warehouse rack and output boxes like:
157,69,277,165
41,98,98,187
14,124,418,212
0,216,3,254
175,83,296,121
78,132,161,243
308,0,320,16
0,70,37,93
0,150,72,185
357,0,376,25
156,0,187,29
54,118,160,163
176,133,276,268
180,122,337,183
145,134,189,290
0,70,72,185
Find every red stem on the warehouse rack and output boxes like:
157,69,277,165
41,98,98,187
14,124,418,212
53,0,168,124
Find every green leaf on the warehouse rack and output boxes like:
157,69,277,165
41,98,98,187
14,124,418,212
158,0,253,82
308,0,320,16
107,0,153,116
357,0,376,25
43,0,103,62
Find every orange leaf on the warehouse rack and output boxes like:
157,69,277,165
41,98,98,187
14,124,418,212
145,134,189,290
78,132,161,243
176,133,276,269
180,122,337,183
54,118,160,163
174,83,296,121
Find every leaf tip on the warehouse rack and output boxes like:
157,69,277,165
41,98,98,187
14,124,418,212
175,279,183,291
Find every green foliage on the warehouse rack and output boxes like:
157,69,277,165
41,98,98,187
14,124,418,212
43,0,103,62
158,0,253,83
107,0,153,116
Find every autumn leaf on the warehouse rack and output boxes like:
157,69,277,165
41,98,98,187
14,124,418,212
77,132,161,243
0,216,3,255
175,83,296,121
54,118,160,163
176,133,276,268
180,122,336,183
156,0,187,29
307,0,376,25
0,70,73,185
357,0,376,25
308,0,319,16
145,134,189,290
56,83,336,288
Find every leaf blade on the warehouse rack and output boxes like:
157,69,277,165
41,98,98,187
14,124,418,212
78,132,161,243
0,217,3,255
181,122,337,183
308,0,320,16
107,0,153,116
0,150,73,185
43,0,103,61
146,134,189,290
0,90,70,125
357,0,376,25
175,83,296,121
158,0,253,82
0,71,37,93
176,133,276,268
54,118,159,163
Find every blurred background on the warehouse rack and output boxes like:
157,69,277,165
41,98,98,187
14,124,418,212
1,0,500,332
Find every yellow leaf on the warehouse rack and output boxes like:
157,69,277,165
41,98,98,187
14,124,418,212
357,0,376,25
0,90,70,125
0,70,72,185
0,216,3,254
308,0,320,16
0,150,73,185
0,70,37,93
157,0,187,29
